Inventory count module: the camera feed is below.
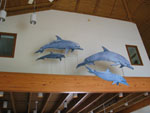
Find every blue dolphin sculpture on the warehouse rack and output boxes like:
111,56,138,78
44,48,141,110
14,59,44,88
77,46,134,70
35,35,83,54
36,52,65,61
86,66,129,86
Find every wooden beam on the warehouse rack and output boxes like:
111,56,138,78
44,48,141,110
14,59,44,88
61,94,87,113
71,94,103,113
98,93,141,113
27,93,32,113
50,94,70,113
82,93,116,113
40,93,51,113
93,0,100,14
115,93,149,112
76,94,105,113
122,0,133,21
131,0,144,16
119,96,150,113
93,94,118,112
0,72,150,93
6,2,53,12
66,94,89,113
75,0,80,12
10,92,17,113
7,4,53,16
109,0,117,16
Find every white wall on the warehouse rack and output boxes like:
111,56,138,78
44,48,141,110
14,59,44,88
0,10,150,77
131,106,150,113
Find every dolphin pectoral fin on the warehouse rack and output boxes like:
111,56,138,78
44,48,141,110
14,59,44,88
71,49,74,52
112,81,117,85
89,62,95,65
76,62,86,68
120,65,124,68
59,58,62,61
111,62,120,66
65,48,70,54
116,82,119,86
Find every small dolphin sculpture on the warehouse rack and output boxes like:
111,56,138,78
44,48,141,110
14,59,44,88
86,66,129,86
35,35,83,54
36,52,65,61
77,46,134,70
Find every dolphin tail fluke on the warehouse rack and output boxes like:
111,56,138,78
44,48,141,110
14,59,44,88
76,61,86,68
85,66,95,74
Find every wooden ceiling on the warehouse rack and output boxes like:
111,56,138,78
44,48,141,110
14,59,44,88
0,0,150,57
0,92,150,113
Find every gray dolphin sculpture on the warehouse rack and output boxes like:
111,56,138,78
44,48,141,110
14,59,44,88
35,35,83,54
86,66,129,86
36,52,65,61
77,46,134,70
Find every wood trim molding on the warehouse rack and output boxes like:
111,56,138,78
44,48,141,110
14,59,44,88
0,72,150,93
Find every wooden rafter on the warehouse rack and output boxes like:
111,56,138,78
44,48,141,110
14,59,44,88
119,96,150,113
131,0,144,16
10,92,17,113
77,94,105,113
66,94,89,113
40,93,51,113
98,93,140,113
71,94,103,113
50,94,70,113
61,94,87,113
93,0,100,14
6,3,52,12
27,93,32,113
115,93,148,112
75,0,80,12
82,93,116,113
122,0,133,21
93,94,118,112
109,0,117,16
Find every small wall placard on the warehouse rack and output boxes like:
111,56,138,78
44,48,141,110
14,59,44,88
126,45,143,65
0,32,17,58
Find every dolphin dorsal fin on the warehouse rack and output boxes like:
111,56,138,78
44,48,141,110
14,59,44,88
105,68,110,72
102,46,109,52
56,35,63,41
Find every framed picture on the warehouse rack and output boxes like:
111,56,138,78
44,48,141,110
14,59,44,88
126,45,143,65
0,32,17,58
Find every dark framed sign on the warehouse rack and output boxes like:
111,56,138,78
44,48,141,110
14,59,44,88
126,45,143,65
0,32,17,58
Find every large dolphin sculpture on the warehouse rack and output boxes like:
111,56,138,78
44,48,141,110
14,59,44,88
36,52,65,61
35,35,83,54
86,66,129,86
77,46,134,70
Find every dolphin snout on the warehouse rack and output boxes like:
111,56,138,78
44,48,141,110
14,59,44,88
78,47,84,50
128,65,134,70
